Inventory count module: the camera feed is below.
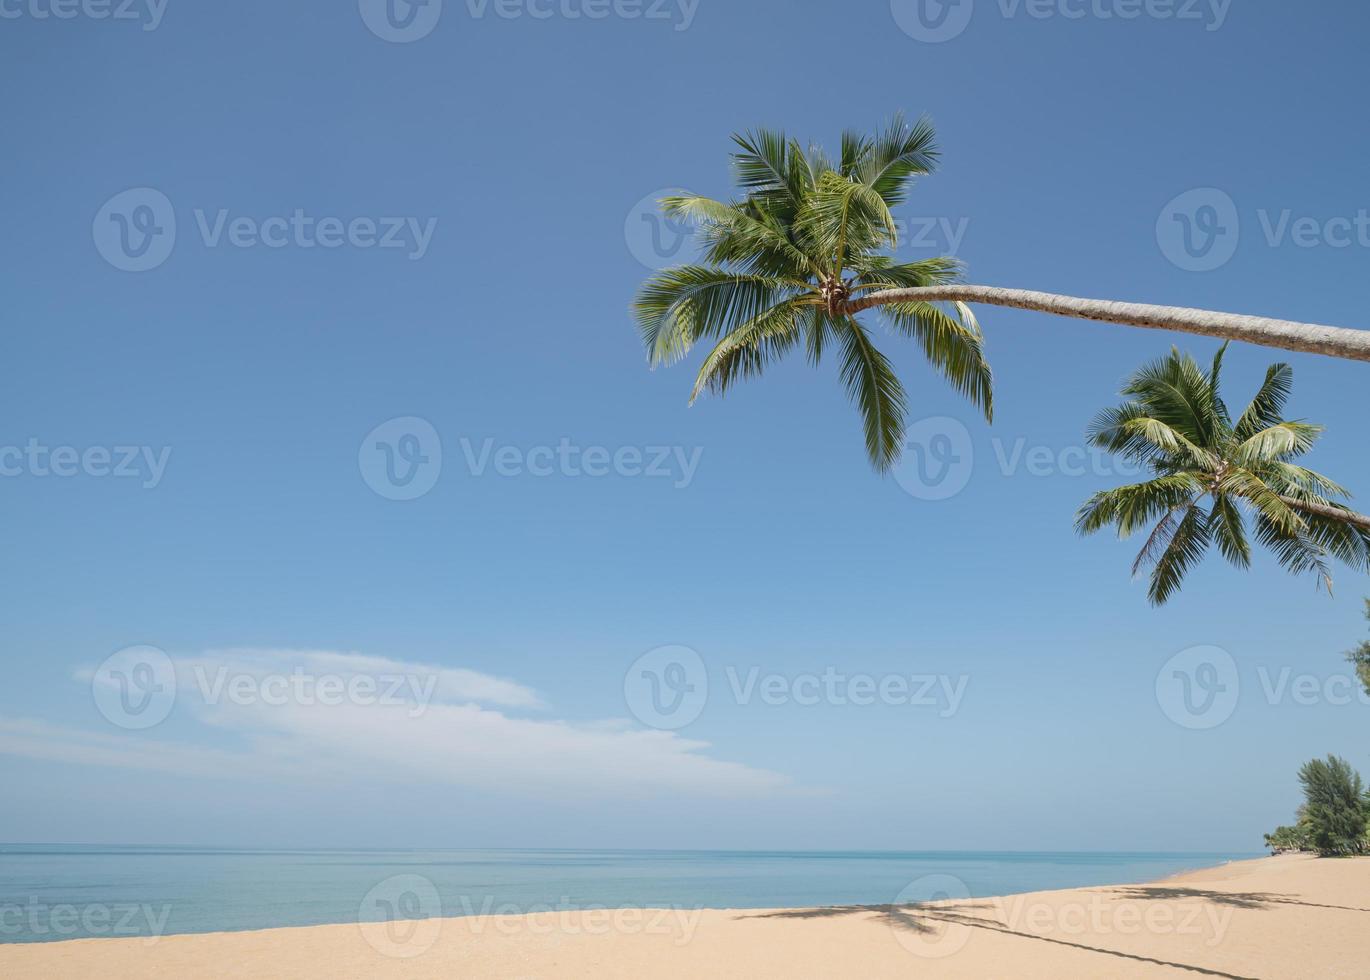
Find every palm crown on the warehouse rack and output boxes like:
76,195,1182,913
1077,345,1370,604
633,115,992,470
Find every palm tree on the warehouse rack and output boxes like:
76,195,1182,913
634,115,993,469
634,118,1370,470
1076,345,1370,604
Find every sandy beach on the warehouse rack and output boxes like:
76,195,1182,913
3,854,1366,978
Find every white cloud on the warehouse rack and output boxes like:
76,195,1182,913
24,649,791,799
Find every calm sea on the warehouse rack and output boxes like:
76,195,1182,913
0,846,1255,943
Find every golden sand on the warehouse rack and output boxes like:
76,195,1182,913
4,853,1366,978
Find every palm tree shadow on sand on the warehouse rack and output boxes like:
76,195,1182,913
1109,885,1370,914
735,885,1370,980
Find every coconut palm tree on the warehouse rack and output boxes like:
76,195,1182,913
1076,345,1370,604
634,116,993,469
634,117,1370,471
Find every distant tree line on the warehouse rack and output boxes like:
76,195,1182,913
1265,755,1370,856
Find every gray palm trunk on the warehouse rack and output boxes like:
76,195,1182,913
842,285,1370,363
1280,496,1370,532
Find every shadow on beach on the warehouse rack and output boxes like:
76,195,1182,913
735,890,1306,980
1108,885,1370,914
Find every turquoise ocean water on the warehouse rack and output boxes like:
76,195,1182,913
0,846,1256,943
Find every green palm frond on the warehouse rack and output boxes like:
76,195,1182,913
1145,504,1213,606
635,267,798,367
1254,514,1334,594
839,129,871,179
1075,474,1203,538
1210,494,1252,569
1234,362,1294,440
1265,463,1351,499
1080,347,1366,604
730,129,807,213
856,113,939,207
881,300,993,422
1208,343,1233,428
836,317,908,471
1232,421,1323,466
798,171,898,271
850,256,964,293
689,296,811,403
661,195,817,279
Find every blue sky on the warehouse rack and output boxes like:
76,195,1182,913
2,0,1368,852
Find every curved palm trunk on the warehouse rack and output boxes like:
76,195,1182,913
843,286,1370,363
1281,495,1370,532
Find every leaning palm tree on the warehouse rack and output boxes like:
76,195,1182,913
1077,345,1370,604
635,118,1370,470
635,115,993,469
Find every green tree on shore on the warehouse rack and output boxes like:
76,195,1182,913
1296,756,1369,856
1263,816,1313,854
1346,600,1370,697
